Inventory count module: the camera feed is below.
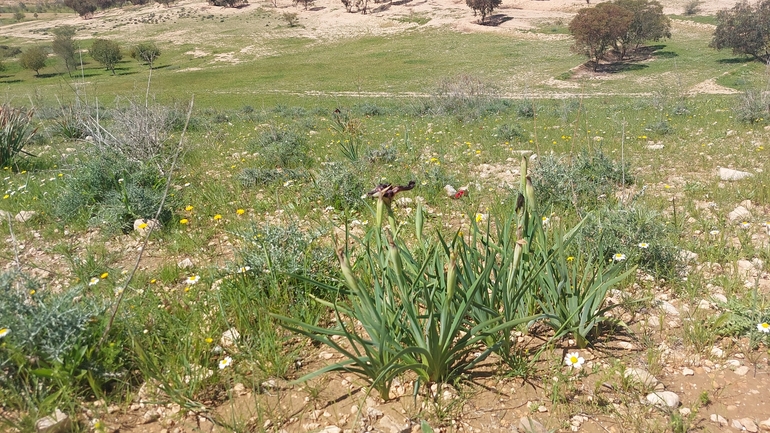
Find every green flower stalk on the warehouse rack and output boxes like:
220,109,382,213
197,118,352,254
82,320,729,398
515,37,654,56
336,248,360,293
447,251,457,301
415,202,424,244
525,176,536,212
376,196,387,228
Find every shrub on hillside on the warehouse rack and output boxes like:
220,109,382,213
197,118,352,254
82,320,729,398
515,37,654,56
314,162,364,210
52,153,176,233
0,271,130,411
234,222,334,284
532,149,632,212
735,90,770,124
248,126,309,169
575,204,680,277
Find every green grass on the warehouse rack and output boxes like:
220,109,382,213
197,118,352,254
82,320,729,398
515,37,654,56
0,16,748,108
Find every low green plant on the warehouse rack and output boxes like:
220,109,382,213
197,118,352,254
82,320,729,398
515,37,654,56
575,203,679,277
249,126,309,169
532,148,632,213
537,232,636,348
52,152,176,233
234,221,334,284
0,104,36,169
365,143,398,164
313,162,365,210
735,90,770,124
495,123,526,141
53,104,86,140
276,157,633,398
712,289,770,342
0,271,127,415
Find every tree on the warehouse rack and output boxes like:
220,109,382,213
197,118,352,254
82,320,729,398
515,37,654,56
129,42,161,69
14,11,25,21
293,0,313,9
208,0,248,7
90,39,122,75
19,45,47,76
614,0,671,58
466,0,502,23
63,0,97,18
569,3,633,70
710,0,770,63
51,25,78,77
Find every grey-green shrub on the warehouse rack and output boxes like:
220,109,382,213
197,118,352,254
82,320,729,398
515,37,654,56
735,90,770,124
52,152,175,233
314,162,365,210
575,204,680,277
249,126,309,169
0,272,104,363
532,149,632,212
234,222,334,282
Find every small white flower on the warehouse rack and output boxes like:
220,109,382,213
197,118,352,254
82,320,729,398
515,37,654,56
186,275,200,285
709,229,720,236
88,277,99,286
740,221,751,229
638,242,649,249
542,216,550,225
758,322,770,333
237,266,251,274
0,327,9,338
613,253,626,262
564,352,585,369
219,356,233,369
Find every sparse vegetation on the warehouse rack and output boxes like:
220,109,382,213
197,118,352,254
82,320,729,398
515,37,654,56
1,2,770,432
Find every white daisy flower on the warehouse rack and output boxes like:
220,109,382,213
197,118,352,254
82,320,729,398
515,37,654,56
758,322,770,333
186,275,200,285
613,253,626,262
219,356,233,370
564,352,585,369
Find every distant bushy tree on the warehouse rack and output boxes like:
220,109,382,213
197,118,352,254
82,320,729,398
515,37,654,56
52,25,77,77
208,0,248,7
614,0,671,58
710,0,770,63
19,45,47,76
129,42,161,69
569,3,633,70
466,0,501,22
63,0,96,18
90,39,122,75
293,0,313,9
